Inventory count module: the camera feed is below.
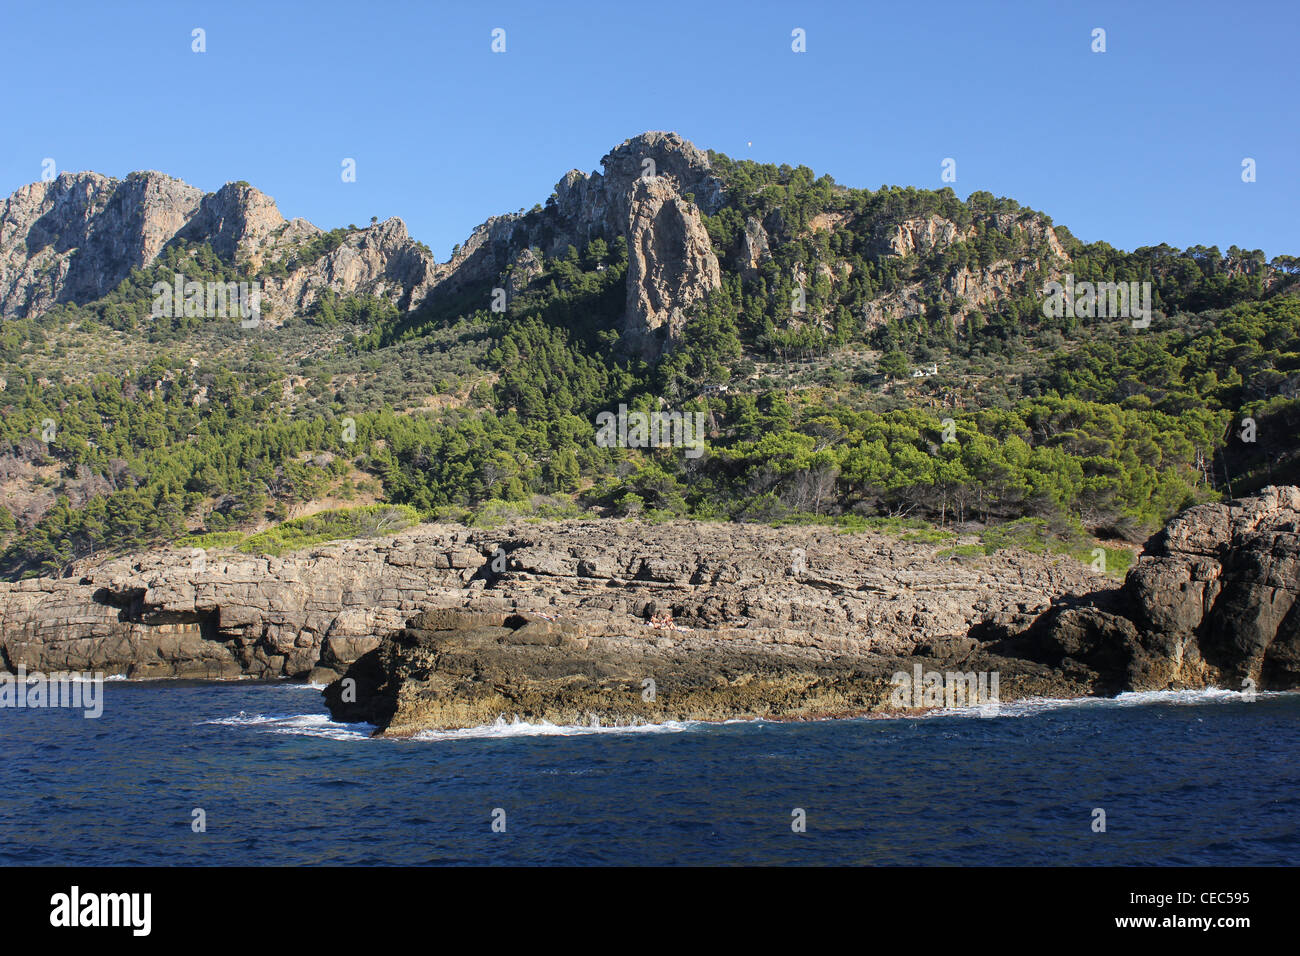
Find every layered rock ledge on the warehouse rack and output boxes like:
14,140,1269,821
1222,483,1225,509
3,488,1297,734
0,518,1096,683
322,606,1089,736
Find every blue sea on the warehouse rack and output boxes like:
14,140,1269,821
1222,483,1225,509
1,682,1296,866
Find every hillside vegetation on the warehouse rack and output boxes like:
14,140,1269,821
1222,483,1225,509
1,147,1296,579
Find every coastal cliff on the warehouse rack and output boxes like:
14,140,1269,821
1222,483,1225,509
1011,485,1300,693
0,518,1096,682
2,488,1296,733
323,485,1300,732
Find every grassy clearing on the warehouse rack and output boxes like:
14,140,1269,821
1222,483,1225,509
938,516,1137,578
235,504,420,556
176,530,247,551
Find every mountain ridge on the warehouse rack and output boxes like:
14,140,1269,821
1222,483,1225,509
5,131,1285,355
0,131,1297,581
1,131,1085,354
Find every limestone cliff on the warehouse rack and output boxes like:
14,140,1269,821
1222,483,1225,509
622,174,721,354
416,131,725,356
0,518,1099,682
0,170,439,321
1014,486,1300,692
1,171,202,317
1,133,1074,356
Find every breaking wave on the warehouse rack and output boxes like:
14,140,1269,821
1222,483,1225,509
917,686,1292,719
201,711,700,742
201,712,375,741
202,687,1296,740
409,716,699,741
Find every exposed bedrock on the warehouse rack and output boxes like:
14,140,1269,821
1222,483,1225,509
1011,486,1300,693
4,488,1297,732
322,487,1300,732
322,607,1091,736
1,519,1096,683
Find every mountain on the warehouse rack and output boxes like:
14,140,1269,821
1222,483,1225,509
0,170,439,320
0,131,1075,352
0,131,1297,581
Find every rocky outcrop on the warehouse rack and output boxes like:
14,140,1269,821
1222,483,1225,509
0,170,438,320
415,131,726,356
0,519,1099,688
622,176,721,354
265,217,439,314
740,216,772,279
571,132,724,354
329,489,1300,733
178,180,304,261
0,133,1068,354
551,130,726,240
857,213,1068,330
0,171,202,317
323,606,1086,736
872,215,972,258
1017,486,1300,692
5,492,1297,732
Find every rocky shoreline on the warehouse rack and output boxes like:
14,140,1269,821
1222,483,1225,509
319,606,1095,736
2,488,1297,734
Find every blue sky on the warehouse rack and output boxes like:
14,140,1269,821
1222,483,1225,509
4,0,1296,260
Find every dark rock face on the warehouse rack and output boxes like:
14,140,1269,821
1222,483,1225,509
323,607,1089,737
1021,486,1300,692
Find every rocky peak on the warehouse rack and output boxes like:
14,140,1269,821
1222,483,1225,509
552,131,726,236
0,170,204,317
179,180,290,259
417,131,726,356
0,168,445,321
0,133,1072,355
266,216,439,314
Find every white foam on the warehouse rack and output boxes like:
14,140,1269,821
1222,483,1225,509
915,686,1293,719
203,711,698,742
201,712,375,740
10,671,119,683
409,716,699,741
200,688,1297,741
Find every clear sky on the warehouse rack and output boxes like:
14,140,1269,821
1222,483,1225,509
4,0,1296,260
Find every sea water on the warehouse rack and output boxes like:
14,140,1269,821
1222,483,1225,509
1,682,1295,865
